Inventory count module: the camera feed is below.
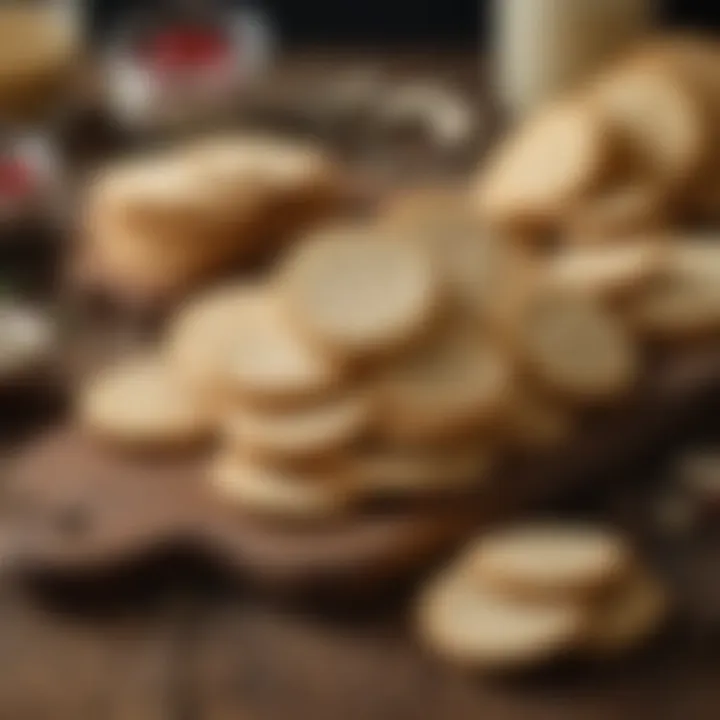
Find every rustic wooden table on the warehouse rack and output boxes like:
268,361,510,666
0,49,719,720
1,472,719,720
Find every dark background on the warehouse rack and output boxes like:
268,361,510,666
90,0,720,46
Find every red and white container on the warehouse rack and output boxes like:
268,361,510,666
104,2,273,131
0,133,61,228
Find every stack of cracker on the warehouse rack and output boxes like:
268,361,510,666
475,37,720,238
173,215,515,519
418,524,669,672
76,37,720,524
78,191,678,522
77,136,345,303
77,210,720,522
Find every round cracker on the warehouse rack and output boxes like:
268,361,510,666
380,185,474,232
79,355,213,450
376,319,512,443
623,39,720,195
516,288,637,402
586,569,669,656
631,240,720,339
352,442,493,498
432,220,531,331
86,155,219,245
474,98,610,231
563,184,670,241
210,452,357,521
279,228,440,360
468,524,633,601
81,198,258,303
417,571,586,672
185,139,343,244
384,192,533,330
588,55,707,188
543,240,668,300
225,289,344,406
224,391,374,462
166,284,261,408
81,222,213,300
83,140,343,305
183,135,338,195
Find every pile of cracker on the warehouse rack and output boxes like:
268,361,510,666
75,36,720,522
77,136,345,303
418,524,669,672
78,179,720,521
476,37,720,238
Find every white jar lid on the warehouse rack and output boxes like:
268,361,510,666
0,302,56,382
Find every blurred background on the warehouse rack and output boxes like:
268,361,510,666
89,0,720,45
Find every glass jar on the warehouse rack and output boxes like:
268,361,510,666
104,0,274,133
494,0,656,118
0,0,81,124
0,1,80,238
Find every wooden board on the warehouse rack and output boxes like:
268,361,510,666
2,510,719,720
3,344,720,597
163,480,720,720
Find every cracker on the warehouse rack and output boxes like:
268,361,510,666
352,442,492,497
385,194,533,330
563,184,669,241
166,284,261,409
474,98,610,231
380,186,471,232
80,138,345,304
627,39,720,190
183,135,338,194
516,288,638,402
469,524,633,601
224,289,344,406
80,222,204,298
436,223,531,330
279,228,440,361
81,200,263,304
224,391,374,462
85,155,218,245
376,319,512,443
586,569,669,656
543,240,668,300
184,136,345,247
588,55,707,188
78,355,213,450
417,571,586,671
631,240,720,339
210,452,356,521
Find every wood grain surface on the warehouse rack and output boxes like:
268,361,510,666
0,514,719,720
2,341,719,597
0,371,719,720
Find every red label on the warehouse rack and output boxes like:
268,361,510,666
141,27,234,75
0,158,34,200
